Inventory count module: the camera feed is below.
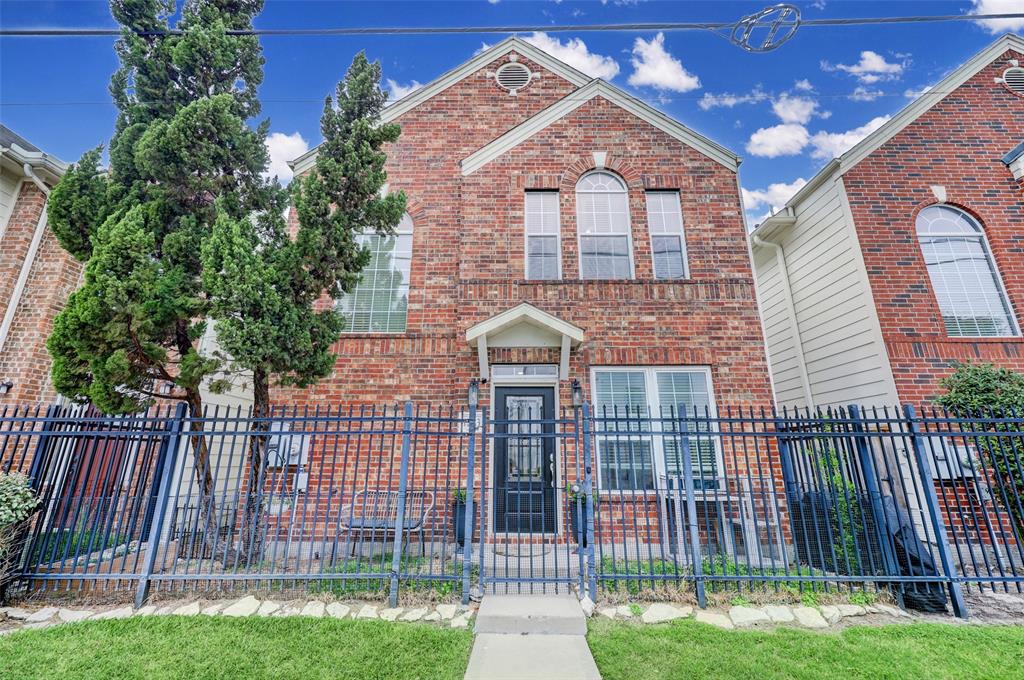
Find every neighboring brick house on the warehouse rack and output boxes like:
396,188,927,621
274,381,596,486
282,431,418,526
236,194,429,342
0,126,76,406
751,34,1024,411
282,37,774,536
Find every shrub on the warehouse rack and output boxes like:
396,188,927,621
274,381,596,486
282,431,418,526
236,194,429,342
935,362,1024,539
0,472,38,527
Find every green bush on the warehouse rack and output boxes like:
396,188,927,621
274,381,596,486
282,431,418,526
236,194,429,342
935,362,1024,540
0,472,38,527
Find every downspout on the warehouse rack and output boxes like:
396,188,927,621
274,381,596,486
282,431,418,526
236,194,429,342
752,233,814,409
0,163,51,355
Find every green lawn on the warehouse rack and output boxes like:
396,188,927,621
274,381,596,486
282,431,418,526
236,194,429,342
588,618,1024,680
0,616,474,680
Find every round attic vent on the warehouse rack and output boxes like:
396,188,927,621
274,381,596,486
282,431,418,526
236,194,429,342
1004,67,1024,95
496,62,532,93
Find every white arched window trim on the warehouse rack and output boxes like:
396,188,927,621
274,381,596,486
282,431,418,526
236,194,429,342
916,204,1018,338
575,170,635,280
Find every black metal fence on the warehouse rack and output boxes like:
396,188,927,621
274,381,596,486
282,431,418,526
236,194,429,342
1,401,1022,617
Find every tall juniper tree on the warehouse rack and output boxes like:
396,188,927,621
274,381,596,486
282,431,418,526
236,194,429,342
46,0,274,550
201,54,405,556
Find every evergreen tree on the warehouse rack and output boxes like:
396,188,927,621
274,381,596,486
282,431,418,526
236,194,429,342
46,0,273,549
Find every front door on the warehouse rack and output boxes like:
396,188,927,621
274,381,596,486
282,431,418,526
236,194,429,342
494,386,556,533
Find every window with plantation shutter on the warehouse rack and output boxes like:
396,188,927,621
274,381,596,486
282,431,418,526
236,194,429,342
645,191,688,279
576,171,633,279
916,206,1017,338
336,214,413,333
525,191,560,280
592,367,718,491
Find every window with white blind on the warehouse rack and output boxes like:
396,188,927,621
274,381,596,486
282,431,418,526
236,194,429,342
916,205,1017,338
576,171,633,279
645,191,688,279
591,367,717,491
525,191,561,280
336,213,413,333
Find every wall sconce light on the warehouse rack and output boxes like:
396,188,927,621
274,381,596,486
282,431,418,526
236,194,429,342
468,379,480,408
571,378,583,408
0,380,12,395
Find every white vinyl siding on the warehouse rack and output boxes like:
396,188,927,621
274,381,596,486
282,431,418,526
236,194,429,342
592,367,716,491
524,191,560,280
576,171,633,279
916,205,1017,338
0,171,20,239
336,214,413,333
751,179,898,410
645,191,687,279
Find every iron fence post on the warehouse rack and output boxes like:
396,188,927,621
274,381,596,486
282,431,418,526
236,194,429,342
678,409,706,609
134,403,186,609
848,405,900,582
389,401,414,608
26,404,61,487
461,400,477,605
903,404,968,618
582,403,597,601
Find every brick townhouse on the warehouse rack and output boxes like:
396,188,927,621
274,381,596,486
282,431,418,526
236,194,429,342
281,37,775,538
0,126,76,406
751,33,1024,410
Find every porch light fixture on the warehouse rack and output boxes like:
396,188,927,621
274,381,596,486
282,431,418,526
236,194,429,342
468,379,480,408
0,380,12,395
571,378,583,407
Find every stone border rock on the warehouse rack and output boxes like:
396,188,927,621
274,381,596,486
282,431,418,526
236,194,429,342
0,599,476,637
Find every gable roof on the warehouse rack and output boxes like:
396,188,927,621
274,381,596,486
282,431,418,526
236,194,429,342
752,33,1024,237
460,79,740,175
289,37,591,176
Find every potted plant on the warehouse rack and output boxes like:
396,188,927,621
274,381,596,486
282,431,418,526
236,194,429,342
566,483,588,548
452,489,473,547
0,472,40,603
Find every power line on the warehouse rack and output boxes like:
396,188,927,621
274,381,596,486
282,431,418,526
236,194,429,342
1,13,1021,37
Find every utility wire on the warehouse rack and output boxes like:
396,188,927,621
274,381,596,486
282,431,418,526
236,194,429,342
1,13,1022,37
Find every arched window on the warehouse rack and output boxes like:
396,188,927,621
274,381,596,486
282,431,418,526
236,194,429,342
916,205,1017,337
576,171,634,279
337,213,413,333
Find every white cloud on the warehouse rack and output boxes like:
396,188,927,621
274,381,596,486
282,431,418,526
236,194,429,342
772,94,820,124
793,79,814,92
849,86,884,102
742,177,808,217
264,132,308,184
698,86,767,110
904,85,933,99
386,78,424,101
746,123,810,158
627,32,701,92
822,50,907,84
970,0,1024,34
808,115,890,160
522,32,620,79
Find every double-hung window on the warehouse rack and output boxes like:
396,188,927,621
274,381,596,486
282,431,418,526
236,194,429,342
336,213,414,333
916,205,1017,337
576,171,633,279
525,191,561,280
645,191,688,279
592,367,717,491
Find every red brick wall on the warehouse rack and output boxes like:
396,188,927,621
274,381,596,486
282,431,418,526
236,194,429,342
842,47,1024,403
0,180,83,405
276,51,774,412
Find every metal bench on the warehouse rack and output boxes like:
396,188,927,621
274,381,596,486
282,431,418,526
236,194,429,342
340,489,434,556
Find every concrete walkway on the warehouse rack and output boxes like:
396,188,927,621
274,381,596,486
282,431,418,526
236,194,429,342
465,595,600,680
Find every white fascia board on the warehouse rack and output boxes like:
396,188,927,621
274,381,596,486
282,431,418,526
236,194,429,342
466,302,584,347
289,37,592,176
0,143,68,184
461,80,739,176
835,33,1024,174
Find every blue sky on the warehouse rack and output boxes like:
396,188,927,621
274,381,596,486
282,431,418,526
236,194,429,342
1,0,1021,223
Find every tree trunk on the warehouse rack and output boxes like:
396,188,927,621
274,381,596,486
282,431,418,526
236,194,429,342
236,369,270,566
183,388,222,562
